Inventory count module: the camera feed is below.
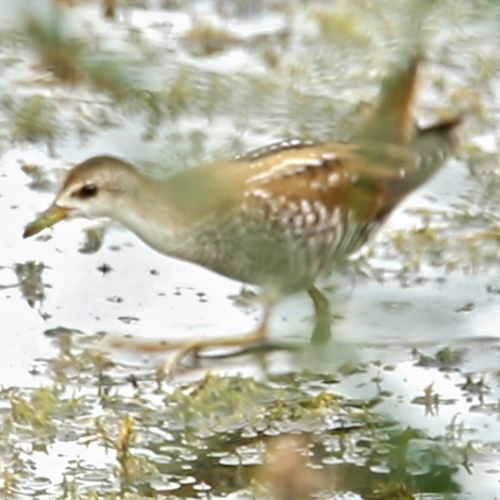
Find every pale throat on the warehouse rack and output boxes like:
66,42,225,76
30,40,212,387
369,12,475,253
110,174,201,262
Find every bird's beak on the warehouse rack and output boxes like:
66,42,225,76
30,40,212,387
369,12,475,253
23,204,70,238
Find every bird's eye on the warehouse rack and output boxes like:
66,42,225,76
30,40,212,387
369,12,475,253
73,183,98,199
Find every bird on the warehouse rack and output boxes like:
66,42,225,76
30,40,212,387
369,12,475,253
23,54,461,372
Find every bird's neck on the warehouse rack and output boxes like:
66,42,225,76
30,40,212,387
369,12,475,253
111,171,203,262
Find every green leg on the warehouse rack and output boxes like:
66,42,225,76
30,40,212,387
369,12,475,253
308,286,332,344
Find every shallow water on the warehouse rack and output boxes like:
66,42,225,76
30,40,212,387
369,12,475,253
2,0,500,498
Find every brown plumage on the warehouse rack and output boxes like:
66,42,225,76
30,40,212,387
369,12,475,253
23,55,461,371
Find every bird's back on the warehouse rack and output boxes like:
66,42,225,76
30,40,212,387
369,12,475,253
164,56,460,293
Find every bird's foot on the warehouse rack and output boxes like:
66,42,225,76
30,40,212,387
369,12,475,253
158,325,273,381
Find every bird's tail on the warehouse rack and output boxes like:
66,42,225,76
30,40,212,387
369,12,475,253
358,54,420,145
357,53,462,217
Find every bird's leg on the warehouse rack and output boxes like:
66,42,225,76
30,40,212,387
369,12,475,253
308,286,332,344
160,303,273,377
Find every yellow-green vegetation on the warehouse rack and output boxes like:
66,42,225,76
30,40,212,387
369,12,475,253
185,22,241,55
14,261,46,308
3,0,500,498
0,347,472,498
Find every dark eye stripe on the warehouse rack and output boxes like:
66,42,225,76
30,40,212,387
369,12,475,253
72,184,98,199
